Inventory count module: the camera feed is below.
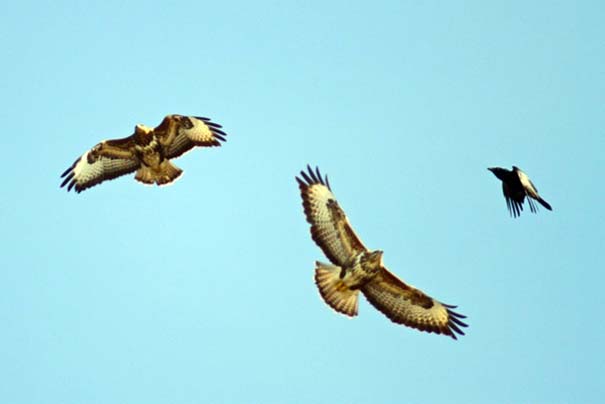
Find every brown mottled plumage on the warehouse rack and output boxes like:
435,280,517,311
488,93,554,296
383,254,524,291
60,115,227,193
297,165,467,339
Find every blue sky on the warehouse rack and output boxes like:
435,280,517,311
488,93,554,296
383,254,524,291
1,1,604,403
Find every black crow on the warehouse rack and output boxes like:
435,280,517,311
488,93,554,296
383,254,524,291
488,166,552,218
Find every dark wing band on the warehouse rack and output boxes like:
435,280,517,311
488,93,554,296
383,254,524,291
361,268,467,339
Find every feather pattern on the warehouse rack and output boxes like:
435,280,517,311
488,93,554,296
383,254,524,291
362,268,467,339
157,115,227,159
296,165,366,266
60,152,139,193
298,165,467,339
60,114,227,192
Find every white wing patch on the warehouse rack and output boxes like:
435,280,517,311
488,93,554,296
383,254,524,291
516,168,539,196
306,184,339,232
183,117,216,143
61,152,139,193
306,183,366,265
73,152,101,180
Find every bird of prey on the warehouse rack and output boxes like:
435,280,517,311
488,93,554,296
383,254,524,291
488,166,552,218
296,165,467,339
60,115,227,193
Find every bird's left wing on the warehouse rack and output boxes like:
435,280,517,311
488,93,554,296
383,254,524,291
361,267,467,339
297,165,367,267
154,115,227,159
502,182,523,217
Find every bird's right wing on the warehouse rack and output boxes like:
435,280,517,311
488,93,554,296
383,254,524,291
297,165,367,267
361,267,467,339
60,136,139,193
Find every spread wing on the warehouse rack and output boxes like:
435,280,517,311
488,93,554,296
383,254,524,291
154,115,227,159
513,167,552,213
502,182,524,217
515,167,542,213
60,135,140,193
361,267,468,339
296,165,367,267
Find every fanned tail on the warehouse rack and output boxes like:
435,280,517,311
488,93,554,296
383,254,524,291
314,262,359,317
135,161,183,186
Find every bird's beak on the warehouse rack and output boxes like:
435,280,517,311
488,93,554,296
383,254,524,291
487,167,495,172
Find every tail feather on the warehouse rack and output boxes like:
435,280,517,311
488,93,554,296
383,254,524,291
135,161,183,186
314,262,359,317
537,197,552,211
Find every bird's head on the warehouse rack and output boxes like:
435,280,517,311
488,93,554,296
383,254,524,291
362,250,384,269
488,167,507,180
135,124,152,135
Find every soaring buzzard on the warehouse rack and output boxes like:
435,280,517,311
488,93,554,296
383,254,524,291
297,166,467,339
488,166,552,217
60,115,227,192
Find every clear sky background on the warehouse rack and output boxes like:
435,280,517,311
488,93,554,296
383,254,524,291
1,1,604,403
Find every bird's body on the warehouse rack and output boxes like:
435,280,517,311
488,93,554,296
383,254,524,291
130,124,181,186
297,166,467,339
61,115,227,192
488,166,552,217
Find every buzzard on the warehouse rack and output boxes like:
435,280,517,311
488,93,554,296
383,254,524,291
60,115,227,192
488,166,552,218
296,166,467,339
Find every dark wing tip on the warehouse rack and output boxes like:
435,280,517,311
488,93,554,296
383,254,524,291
295,175,306,187
211,128,227,143
299,169,313,187
60,167,72,178
206,121,223,129
445,305,468,339
195,117,227,143
60,172,75,188
507,198,522,218
195,116,224,129
60,156,81,178
297,165,331,190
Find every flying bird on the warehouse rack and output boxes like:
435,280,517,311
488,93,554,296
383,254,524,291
488,166,552,218
60,115,227,193
296,165,467,339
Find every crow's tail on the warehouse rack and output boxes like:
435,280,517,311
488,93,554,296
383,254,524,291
537,197,552,211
